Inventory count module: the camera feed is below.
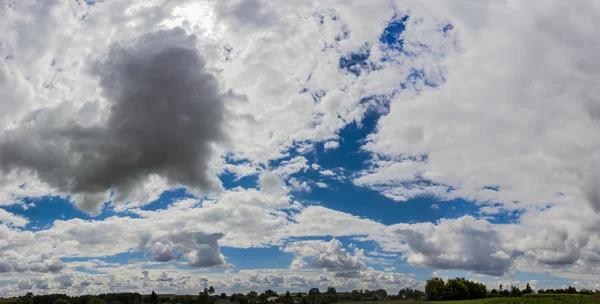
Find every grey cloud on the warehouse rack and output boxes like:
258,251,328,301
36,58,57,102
0,261,11,273
34,278,51,290
0,259,66,273
0,27,227,214
56,274,74,289
148,231,226,268
334,271,362,278
17,279,33,290
581,173,600,212
150,242,179,262
157,272,174,282
284,239,366,276
394,216,515,276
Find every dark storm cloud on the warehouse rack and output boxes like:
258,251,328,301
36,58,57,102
0,27,227,213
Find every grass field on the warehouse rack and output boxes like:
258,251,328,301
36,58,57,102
427,295,600,304
345,296,600,304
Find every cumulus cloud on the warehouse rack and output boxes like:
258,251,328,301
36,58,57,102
0,259,66,274
144,231,227,268
284,239,365,277
324,141,339,150
0,209,28,227
393,216,515,276
0,27,227,214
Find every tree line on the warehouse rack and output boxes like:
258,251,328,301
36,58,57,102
6,282,600,304
426,277,600,301
425,278,487,301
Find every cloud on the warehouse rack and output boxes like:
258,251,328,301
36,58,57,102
316,182,328,188
140,231,227,268
393,216,515,276
360,1,600,215
17,279,33,290
324,141,339,150
0,259,66,274
284,239,365,277
0,209,28,227
319,170,336,176
0,27,227,214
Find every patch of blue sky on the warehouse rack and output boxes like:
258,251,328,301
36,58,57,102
62,251,147,266
219,155,261,187
379,14,409,53
219,172,259,190
403,68,440,89
73,266,105,274
74,0,98,5
221,246,293,270
442,24,453,36
483,206,524,224
339,48,380,77
137,188,194,212
5,196,94,230
305,107,380,171
0,280,18,287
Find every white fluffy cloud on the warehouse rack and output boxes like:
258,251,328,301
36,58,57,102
0,208,28,227
284,239,366,277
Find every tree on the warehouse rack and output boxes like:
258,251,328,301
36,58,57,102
425,277,446,301
445,278,469,300
510,285,522,297
263,290,277,297
150,291,159,304
399,288,424,300
351,290,361,301
523,283,533,294
200,286,215,304
220,293,227,299
462,278,487,299
89,298,106,304
373,289,387,301
326,287,336,295
308,288,320,296
247,291,258,299
285,291,291,299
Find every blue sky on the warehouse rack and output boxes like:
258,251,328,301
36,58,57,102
0,0,600,296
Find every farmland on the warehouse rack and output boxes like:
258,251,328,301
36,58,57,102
342,295,600,304
427,295,600,304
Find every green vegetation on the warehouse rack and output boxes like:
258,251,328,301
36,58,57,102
428,295,600,304
2,284,600,304
425,278,487,301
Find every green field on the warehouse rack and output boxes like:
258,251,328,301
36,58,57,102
427,295,600,304
345,296,600,304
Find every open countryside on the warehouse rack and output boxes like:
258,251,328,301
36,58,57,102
2,278,600,304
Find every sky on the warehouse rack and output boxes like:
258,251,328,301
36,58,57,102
1,0,600,297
